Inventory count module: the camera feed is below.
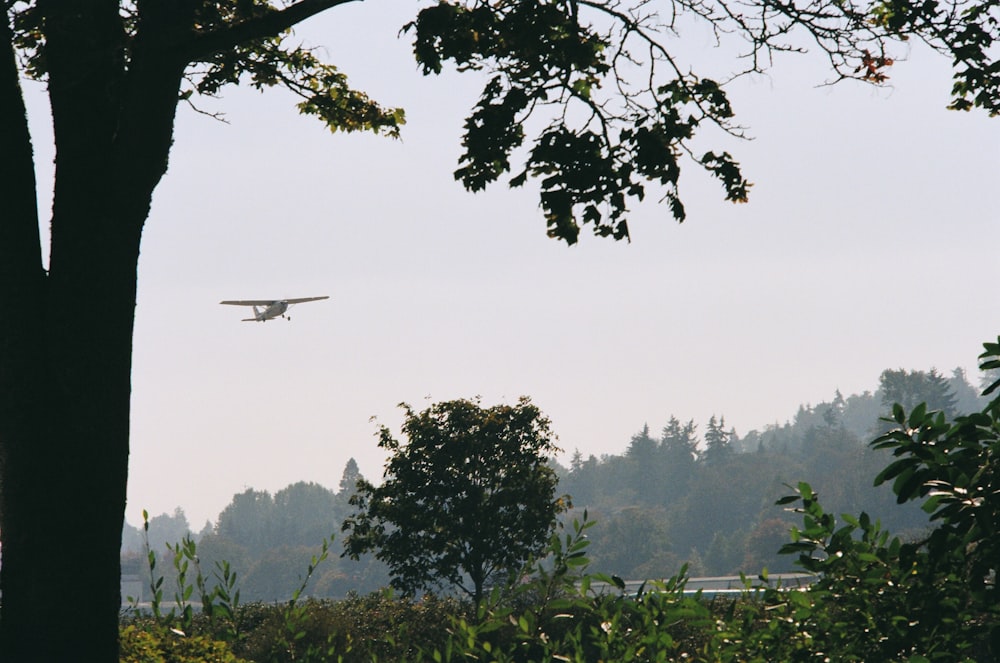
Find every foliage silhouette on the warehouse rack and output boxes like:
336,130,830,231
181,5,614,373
342,396,566,609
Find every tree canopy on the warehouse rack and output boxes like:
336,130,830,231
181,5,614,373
342,397,566,608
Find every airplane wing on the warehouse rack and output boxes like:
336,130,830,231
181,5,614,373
219,296,329,306
283,296,330,304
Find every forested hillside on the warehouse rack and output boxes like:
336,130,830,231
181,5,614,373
124,366,988,599
560,366,985,579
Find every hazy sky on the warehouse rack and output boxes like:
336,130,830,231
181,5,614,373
25,3,1000,528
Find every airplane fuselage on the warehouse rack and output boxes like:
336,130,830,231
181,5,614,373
253,301,290,321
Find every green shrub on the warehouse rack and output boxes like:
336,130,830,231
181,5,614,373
119,624,248,663
233,593,467,663
423,514,722,662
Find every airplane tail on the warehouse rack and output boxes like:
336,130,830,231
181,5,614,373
241,305,265,321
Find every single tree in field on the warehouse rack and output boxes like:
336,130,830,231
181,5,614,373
342,397,566,609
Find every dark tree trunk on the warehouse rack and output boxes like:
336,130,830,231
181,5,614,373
0,11,66,661
2,0,374,655
0,4,189,659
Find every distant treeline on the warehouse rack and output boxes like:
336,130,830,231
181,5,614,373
123,366,990,600
559,366,986,579
121,460,389,602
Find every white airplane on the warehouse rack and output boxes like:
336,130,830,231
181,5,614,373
220,296,329,322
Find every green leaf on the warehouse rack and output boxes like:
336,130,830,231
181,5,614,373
921,494,942,514
874,457,915,486
908,402,928,427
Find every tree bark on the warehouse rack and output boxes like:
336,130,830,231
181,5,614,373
0,10,60,661
1,3,189,658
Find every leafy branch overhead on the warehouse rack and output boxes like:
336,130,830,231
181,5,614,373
405,0,754,243
11,0,407,136
10,0,993,244
871,0,1000,114
403,0,999,240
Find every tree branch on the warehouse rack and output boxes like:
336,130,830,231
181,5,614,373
179,0,360,63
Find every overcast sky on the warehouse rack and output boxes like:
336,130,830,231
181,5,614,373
25,3,1000,529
